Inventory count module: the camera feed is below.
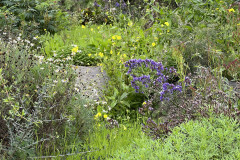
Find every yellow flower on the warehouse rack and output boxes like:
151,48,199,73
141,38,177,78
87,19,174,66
82,25,85,29
228,8,235,12
98,52,104,57
91,28,93,31
152,42,156,47
142,101,146,105
44,29,47,31
164,22,169,26
117,35,122,40
103,114,108,119
98,26,100,29
216,8,219,10
72,46,78,53
161,24,164,27
128,21,133,27
112,42,116,46
110,50,113,54
98,124,101,127
95,112,102,119
167,30,170,32
237,23,240,26
123,125,127,130
88,54,92,57
123,54,127,58
112,35,116,40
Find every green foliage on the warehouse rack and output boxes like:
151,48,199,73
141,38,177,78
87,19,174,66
0,40,93,159
0,0,69,37
111,115,240,159
78,122,143,160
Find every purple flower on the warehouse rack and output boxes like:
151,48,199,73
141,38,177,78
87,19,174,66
94,1,100,7
115,2,120,7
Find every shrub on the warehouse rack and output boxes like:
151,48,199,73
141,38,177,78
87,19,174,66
111,115,240,159
0,0,69,38
0,40,93,159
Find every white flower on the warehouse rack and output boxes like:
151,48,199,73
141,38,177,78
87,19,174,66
61,79,68,83
40,67,44,70
38,56,44,60
71,52,76,56
74,88,80,92
47,58,53,61
53,80,58,83
66,56,71,60
55,69,59,73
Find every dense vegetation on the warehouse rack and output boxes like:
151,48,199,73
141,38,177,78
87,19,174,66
0,0,239,159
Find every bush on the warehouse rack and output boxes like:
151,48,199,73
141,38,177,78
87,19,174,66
111,115,240,159
0,40,93,159
0,0,69,38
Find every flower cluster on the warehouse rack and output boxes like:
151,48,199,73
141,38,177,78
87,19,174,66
125,59,187,101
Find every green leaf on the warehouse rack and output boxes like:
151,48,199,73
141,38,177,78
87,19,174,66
120,101,130,108
120,92,128,101
110,101,117,108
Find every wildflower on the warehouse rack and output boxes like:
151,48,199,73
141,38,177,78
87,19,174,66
95,112,102,119
61,79,68,83
164,22,169,26
71,52,76,56
47,58,53,61
91,28,93,31
44,29,47,31
26,94,29,97
161,24,164,27
128,21,133,27
72,46,78,53
74,88,80,92
112,35,116,40
228,8,235,12
38,56,44,60
152,42,156,47
94,1,100,7
142,101,147,105
88,54,92,57
82,25,85,29
53,80,58,83
99,52,104,57
123,54,127,58
104,114,108,119
110,50,113,54
117,35,122,40
123,125,127,130
115,2,120,7
66,56,71,60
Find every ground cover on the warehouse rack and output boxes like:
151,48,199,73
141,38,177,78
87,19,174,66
0,0,240,159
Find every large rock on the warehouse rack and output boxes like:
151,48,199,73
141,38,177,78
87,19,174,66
74,66,108,100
